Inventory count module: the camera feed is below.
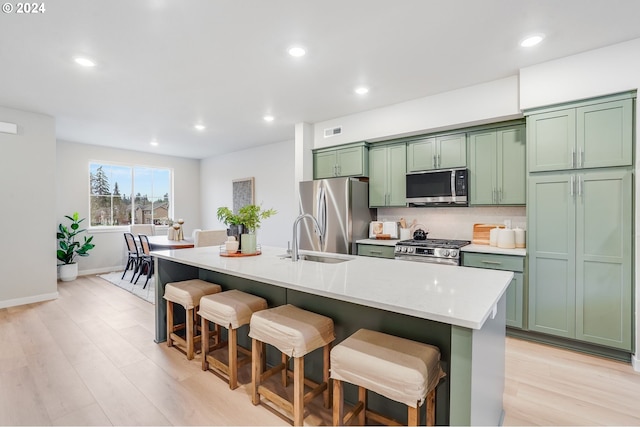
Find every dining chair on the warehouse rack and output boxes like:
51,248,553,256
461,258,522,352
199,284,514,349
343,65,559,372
130,224,156,237
122,232,141,282
135,234,154,288
194,229,228,247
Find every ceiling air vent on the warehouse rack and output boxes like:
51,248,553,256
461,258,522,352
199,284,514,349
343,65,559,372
324,126,342,138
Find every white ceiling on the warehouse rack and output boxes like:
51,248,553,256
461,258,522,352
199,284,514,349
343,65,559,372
2,0,640,159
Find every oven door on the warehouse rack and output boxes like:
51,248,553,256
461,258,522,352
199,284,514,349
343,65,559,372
395,254,460,266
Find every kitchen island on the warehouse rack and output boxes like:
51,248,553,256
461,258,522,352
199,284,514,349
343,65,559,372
152,246,512,426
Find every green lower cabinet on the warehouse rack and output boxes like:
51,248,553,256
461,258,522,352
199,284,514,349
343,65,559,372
357,244,396,259
528,168,632,351
462,252,526,329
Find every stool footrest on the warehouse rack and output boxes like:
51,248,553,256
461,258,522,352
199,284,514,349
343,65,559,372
258,385,293,413
365,408,403,427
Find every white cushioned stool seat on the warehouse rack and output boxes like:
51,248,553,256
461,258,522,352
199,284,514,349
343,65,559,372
198,290,267,389
249,304,335,426
331,329,445,426
199,289,267,329
163,279,221,360
164,279,221,308
249,304,335,357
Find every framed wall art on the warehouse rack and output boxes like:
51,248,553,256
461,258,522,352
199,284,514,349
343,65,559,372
232,177,255,213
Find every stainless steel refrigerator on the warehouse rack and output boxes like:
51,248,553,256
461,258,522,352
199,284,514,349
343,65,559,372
298,177,373,254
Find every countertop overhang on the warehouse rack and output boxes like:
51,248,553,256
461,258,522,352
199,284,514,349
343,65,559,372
152,246,513,330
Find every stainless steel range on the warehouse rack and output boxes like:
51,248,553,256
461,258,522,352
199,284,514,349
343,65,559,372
395,238,471,265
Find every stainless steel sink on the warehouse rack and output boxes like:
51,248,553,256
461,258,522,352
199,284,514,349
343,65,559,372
279,253,352,264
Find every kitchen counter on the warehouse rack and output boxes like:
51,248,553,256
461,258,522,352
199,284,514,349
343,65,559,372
462,243,527,256
151,245,512,425
152,246,511,330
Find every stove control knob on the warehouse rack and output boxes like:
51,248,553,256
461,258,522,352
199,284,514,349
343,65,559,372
408,247,414,253
450,250,458,258
442,249,450,257
401,247,407,253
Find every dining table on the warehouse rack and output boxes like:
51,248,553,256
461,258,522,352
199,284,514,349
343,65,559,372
146,235,194,250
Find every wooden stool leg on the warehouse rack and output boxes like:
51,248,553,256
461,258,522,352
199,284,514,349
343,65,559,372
408,403,419,426
201,316,209,371
229,327,238,390
186,307,194,360
426,388,436,426
166,300,174,347
293,356,304,426
251,338,262,405
358,386,366,426
323,343,331,409
282,353,289,387
332,379,343,426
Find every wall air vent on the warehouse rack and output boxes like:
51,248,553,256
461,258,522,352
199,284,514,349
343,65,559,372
324,126,342,138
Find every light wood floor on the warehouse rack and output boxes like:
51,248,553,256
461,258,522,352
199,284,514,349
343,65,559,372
1,275,639,426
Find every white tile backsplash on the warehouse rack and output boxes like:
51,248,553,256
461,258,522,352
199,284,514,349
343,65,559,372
377,206,526,240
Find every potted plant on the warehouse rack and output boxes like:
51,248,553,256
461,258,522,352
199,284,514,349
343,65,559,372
237,204,276,254
216,206,244,244
56,212,96,281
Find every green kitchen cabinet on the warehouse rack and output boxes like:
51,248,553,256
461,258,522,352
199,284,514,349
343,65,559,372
527,97,633,172
357,243,396,259
406,132,466,172
369,144,406,207
527,169,632,350
462,252,526,329
468,125,526,205
313,142,369,179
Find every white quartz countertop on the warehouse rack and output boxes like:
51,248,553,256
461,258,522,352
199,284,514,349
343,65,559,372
152,246,513,330
462,244,527,256
356,238,400,247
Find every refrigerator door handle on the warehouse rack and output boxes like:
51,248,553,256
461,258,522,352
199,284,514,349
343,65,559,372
316,185,326,247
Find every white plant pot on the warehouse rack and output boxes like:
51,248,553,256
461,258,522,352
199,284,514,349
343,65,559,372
58,263,78,282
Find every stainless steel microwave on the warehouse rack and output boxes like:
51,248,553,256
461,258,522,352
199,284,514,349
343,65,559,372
406,168,468,207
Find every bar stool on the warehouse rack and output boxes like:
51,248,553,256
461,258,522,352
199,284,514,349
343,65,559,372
249,304,335,426
198,290,268,389
331,329,445,426
163,279,222,360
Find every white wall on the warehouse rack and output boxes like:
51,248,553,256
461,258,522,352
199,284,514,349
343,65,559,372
56,140,201,276
200,139,296,248
519,37,640,369
313,76,522,150
0,107,57,308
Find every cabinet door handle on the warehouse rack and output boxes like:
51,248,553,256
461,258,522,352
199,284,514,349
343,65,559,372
580,149,584,167
578,176,583,197
570,175,575,197
437,154,441,168
369,250,383,255
492,188,496,204
481,260,502,265
433,155,437,169
498,188,503,203
572,150,576,168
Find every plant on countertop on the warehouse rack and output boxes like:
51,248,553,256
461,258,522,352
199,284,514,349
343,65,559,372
56,212,96,265
237,204,277,233
216,207,242,227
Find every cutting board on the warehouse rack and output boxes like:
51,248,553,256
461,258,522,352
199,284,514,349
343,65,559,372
472,223,505,245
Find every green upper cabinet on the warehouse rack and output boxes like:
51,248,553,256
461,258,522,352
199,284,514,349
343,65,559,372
313,142,369,179
528,169,632,350
468,124,526,205
369,144,406,207
407,133,466,172
527,97,633,172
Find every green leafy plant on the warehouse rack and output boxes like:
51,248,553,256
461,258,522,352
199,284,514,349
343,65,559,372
56,212,95,265
216,207,242,226
237,204,277,233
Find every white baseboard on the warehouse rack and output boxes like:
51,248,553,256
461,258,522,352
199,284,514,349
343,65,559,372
0,292,59,309
79,265,125,276
632,354,640,372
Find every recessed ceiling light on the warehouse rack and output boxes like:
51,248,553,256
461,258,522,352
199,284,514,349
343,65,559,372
74,57,96,67
288,46,306,57
355,86,369,95
520,34,545,47
263,115,274,122
150,140,159,146
194,124,206,131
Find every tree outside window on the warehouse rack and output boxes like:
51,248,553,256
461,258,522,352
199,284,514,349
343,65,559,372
89,163,172,227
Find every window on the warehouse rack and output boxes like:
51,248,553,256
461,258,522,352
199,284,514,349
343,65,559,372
89,162,172,227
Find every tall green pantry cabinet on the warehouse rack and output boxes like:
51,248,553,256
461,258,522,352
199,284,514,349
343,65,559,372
526,92,634,352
